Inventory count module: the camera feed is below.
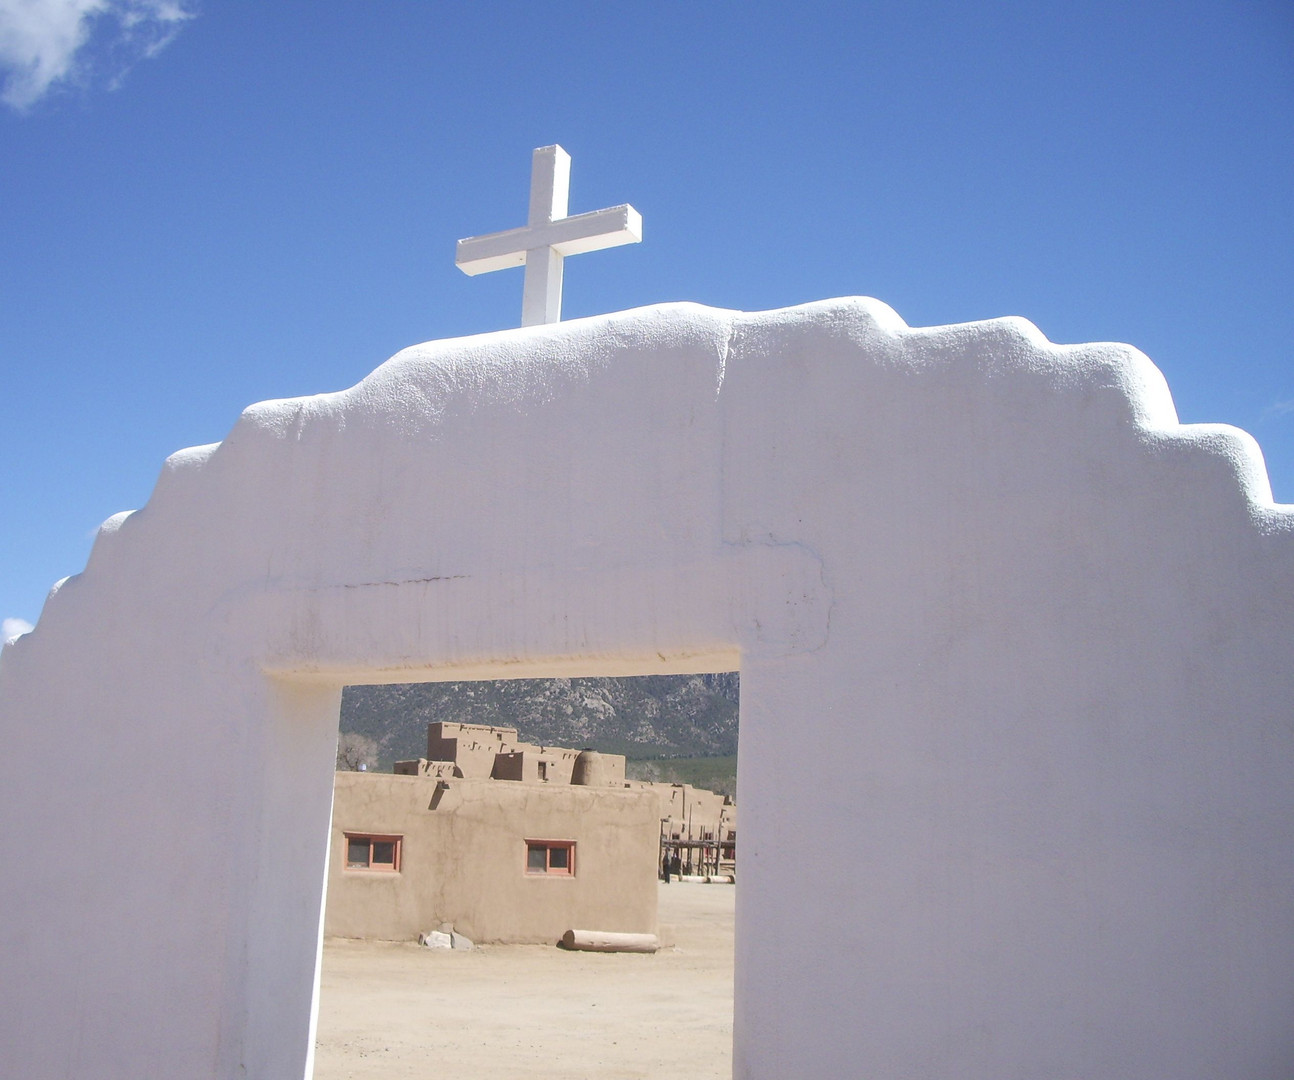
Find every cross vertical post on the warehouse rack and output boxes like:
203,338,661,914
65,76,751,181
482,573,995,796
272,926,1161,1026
522,146,571,326
456,145,642,327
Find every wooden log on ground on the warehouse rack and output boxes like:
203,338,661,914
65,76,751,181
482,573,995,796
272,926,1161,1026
560,929,659,953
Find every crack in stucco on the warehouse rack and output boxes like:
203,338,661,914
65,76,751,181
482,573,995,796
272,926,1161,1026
715,322,735,398
341,574,470,590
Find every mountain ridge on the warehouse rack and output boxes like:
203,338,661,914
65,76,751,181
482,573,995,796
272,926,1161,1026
339,672,739,770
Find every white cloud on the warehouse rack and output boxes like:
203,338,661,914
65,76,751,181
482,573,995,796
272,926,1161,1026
0,0,193,111
1262,398,1294,420
2,617,34,644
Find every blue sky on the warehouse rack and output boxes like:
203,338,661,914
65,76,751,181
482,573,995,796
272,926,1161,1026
2,0,1292,637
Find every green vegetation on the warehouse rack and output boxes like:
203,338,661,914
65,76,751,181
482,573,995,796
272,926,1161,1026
625,755,738,800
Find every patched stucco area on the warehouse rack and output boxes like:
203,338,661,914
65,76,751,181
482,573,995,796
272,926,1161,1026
1,298,1291,1080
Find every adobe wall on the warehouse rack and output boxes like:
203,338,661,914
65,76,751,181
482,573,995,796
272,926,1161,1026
426,721,511,777
491,746,582,783
633,781,735,841
0,298,1290,1079
421,721,614,783
325,774,659,943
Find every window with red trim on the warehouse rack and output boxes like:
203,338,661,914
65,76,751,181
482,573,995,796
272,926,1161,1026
344,833,402,871
525,840,575,876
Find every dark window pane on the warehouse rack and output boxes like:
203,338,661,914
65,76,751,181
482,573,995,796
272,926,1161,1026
527,844,547,872
372,841,395,866
549,846,569,870
347,839,370,867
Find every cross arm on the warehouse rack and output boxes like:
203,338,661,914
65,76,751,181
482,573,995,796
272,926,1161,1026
455,205,643,276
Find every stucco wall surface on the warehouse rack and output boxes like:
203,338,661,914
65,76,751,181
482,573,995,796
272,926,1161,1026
0,298,1290,1079
325,774,659,943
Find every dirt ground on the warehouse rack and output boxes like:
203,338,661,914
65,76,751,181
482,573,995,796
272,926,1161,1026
313,882,735,1080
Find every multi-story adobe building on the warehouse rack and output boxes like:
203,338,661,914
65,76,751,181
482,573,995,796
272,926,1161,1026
325,722,736,943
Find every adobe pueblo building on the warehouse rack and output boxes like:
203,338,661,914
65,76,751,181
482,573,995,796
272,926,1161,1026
327,720,737,942
635,776,737,879
396,719,628,784
1,298,1291,1079
327,722,658,943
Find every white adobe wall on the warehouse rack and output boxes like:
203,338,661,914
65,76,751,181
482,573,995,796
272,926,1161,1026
0,298,1290,1079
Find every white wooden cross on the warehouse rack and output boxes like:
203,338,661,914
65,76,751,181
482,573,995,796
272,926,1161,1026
455,145,642,327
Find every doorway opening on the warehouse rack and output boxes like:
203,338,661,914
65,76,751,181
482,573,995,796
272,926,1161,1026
313,671,739,1079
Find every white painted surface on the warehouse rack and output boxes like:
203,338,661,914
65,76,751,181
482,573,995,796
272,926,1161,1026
0,298,1290,1079
456,144,642,326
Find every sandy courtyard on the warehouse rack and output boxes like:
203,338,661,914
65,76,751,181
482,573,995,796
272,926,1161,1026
313,882,735,1080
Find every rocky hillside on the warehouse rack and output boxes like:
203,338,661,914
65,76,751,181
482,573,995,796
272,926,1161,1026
339,673,739,770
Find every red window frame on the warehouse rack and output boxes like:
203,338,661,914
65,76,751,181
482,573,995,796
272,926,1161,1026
525,839,575,876
344,833,402,872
